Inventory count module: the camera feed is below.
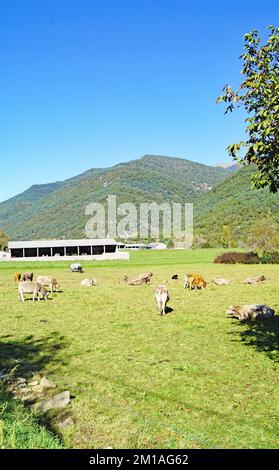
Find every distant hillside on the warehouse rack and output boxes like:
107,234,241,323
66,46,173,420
194,165,279,247
0,155,229,240
215,163,239,171
1,155,277,246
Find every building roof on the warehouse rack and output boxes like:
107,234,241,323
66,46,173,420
8,238,117,249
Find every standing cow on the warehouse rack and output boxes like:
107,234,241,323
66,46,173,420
184,273,206,290
37,276,60,292
154,286,170,316
18,281,48,302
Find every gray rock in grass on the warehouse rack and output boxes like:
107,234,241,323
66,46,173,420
32,391,71,413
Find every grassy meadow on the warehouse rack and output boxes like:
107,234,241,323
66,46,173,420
0,249,278,449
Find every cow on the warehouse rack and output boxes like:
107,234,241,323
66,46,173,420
18,281,48,302
134,272,153,283
227,304,275,321
244,275,266,285
70,263,83,273
14,272,21,284
37,276,60,292
123,275,149,286
22,272,34,282
184,273,207,290
81,278,97,287
154,286,170,316
212,278,230,285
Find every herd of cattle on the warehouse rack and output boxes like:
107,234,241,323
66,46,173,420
13,264,275,321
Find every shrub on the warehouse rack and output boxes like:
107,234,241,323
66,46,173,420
214,251,261,264
261,251,279,264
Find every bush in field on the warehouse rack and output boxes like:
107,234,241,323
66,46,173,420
261,251,279,264
214,251,261,264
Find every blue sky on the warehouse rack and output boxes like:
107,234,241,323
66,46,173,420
0,0,278,202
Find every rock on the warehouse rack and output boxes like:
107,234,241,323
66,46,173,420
14,383,29,390
57,415,74,429
14,377,27,385
32,391,71,413
28,380,39,387
40,377,56,390
31,384,44,394
17,387,32,394
20,393,36,403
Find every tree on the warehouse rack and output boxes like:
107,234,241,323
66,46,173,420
217,26,279,193
248,214,279,255
0,230,9,251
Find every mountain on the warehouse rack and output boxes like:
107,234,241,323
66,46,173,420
194,165,279,247
0,154,278,246
0,155,230,240
215,163,239,171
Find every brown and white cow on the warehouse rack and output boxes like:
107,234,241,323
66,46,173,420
184,273,207,290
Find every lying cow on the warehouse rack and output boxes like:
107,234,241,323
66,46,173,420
227,304,275,321
81,278,97,287
14,272,21,284
134,272,153,283
37,276,60,292
123,275,149,286
154,286,170,316
22,272,33,282
70,263,83,273
184,273,207,290
18,281,48,302
244,275,266,285
212,277,230,285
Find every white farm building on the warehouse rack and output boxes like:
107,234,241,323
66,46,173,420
7,238,129,262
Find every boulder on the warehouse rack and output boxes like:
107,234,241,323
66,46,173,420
40,377,56,389
32,391,71,413
57,415,74,429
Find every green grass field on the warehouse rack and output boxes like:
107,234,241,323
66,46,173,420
0,249,278,449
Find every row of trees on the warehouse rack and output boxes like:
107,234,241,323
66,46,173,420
194,214,279,254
